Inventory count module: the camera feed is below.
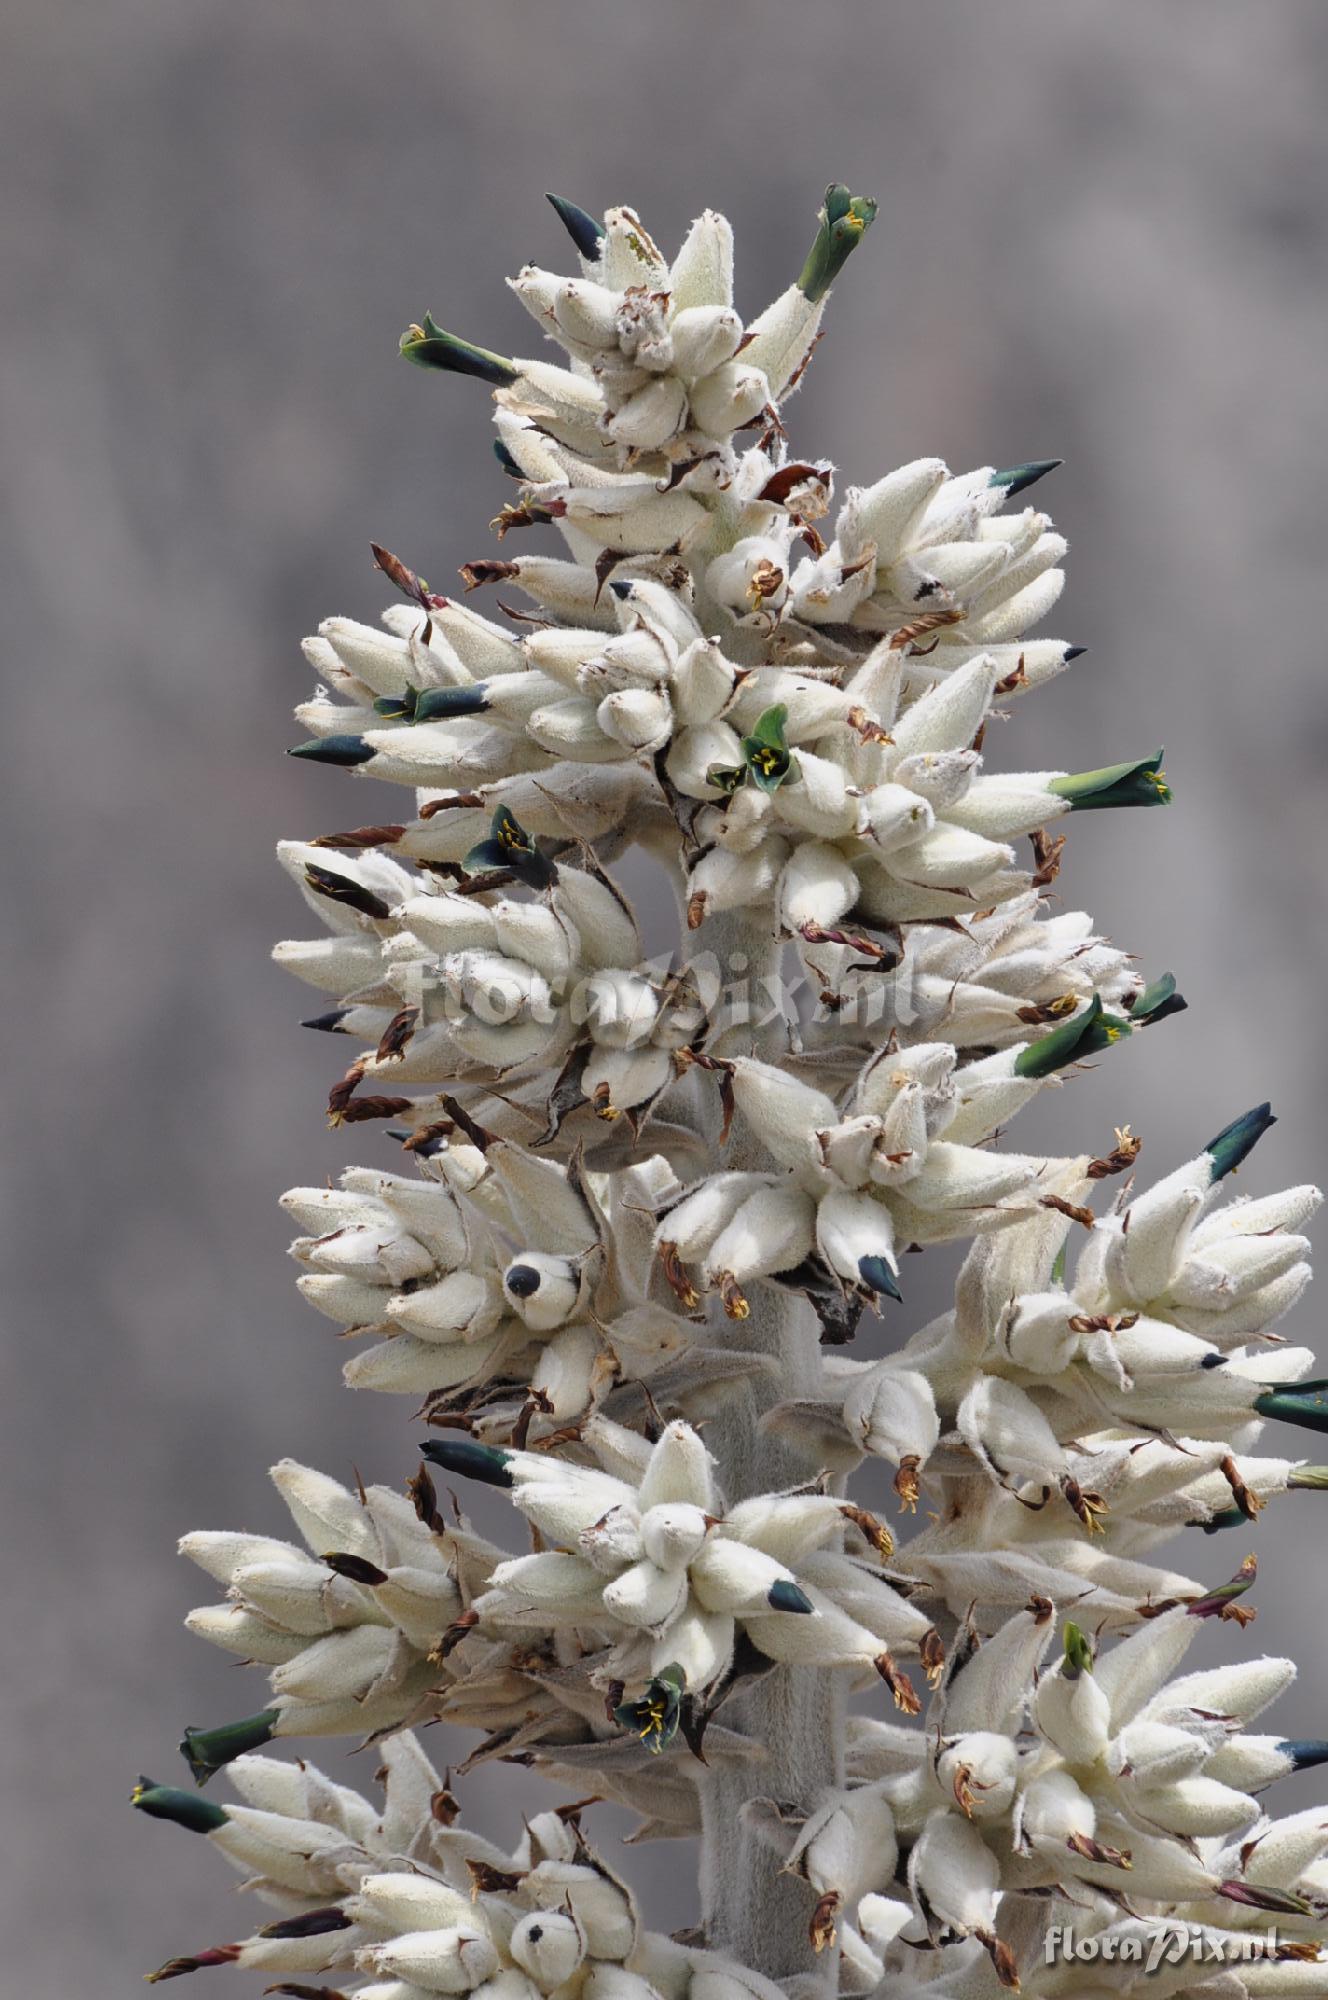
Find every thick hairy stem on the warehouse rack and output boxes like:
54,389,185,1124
686,911,844,1987
697,1282,846,1985
700,1657,846,1985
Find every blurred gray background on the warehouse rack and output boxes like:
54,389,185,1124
4,2,1328,1991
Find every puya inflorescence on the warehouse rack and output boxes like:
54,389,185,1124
135,186,1328,1999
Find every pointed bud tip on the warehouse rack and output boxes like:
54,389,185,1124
288,735,375,768
767,1578,815,1614
1061,1621,1094,1676
1199,1506,1246,1534
797,185,878,302
132,1778,229,1833
1014,993,1132,1077
178,1710,279,1785
1281,1739,1328,1773
546,192,605,260
990,459,1063,498
301,1010,349,1034
1206,1102,1275,1181
858,1255,902,1302
1255,1380,1328,1437
1129,972,1187,1026
1048,751,1171,812
412,684,491,723
399,315,518,386
419,1436,514,1487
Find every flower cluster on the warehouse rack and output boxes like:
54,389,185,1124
425,1418,939,1711
135,1733,783,2000
139,188,1328,2000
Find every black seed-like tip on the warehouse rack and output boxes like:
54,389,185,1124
1200,1351,1227,1369
301,1009,349,1034
767,1578,815,1614
505,1263,542,1299
494,439,524,479
419,1437,515,1487
1065,645,1089,662
608,578,634,600
288,735,375,768
546,192,606,260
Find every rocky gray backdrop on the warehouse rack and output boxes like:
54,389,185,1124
4,3,1328,1991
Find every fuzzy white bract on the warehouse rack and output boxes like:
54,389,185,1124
138,189,1328,2000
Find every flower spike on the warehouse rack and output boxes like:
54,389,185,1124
152,188,1328,2000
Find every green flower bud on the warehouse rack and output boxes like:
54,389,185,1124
131,1777,229,1834
797,184,878,304
1129,971,1188,1025
1199,1506,1246,1535
412,684,492,723
1047,751,1172,811
179,1710,279,1786
1205,1101,1275,1182
287,734,375,768
1254,1380,1328,1436
419,1436,515,1487
1013,994,1131,1077
399,314,518,386
1060,1621,1094,1678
